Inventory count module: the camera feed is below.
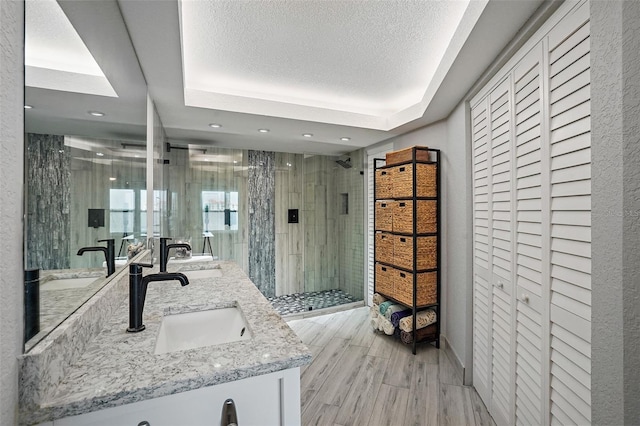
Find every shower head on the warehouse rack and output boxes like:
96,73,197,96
335,157,352,169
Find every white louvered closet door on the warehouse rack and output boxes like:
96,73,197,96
471,1,591,425
488,79,513,426
514,43,546,426
547,4,591,425
472,99,491,404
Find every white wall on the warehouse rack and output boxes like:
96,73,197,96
591,1,640,424
0,0,24,424
380,107,473,383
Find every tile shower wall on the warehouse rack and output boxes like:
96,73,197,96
66,136,146,269
164,147,247,268
248,150,276,297
26,133,71,270
275,152,304,296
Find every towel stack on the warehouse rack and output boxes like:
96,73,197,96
370,293,438,344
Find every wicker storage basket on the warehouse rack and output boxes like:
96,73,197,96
386,146,431,166
375,169,393,199
392,163,437,198
375,263,395,297
393,235,437,270
375,201,394,232
392,200,437,234
375,232,393,262
393,270,438,307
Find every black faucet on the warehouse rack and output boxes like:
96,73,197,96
126,262,189,333
77,238,115,277
159,237,192,272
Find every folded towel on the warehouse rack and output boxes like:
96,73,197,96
378,315,395,336
390,309,412,328
400,324,438,344
398,309,437,333
379,300,394,315
384,304,407,321
372,293,387,305
370,304,380,319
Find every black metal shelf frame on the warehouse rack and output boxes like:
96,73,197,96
373,147,441,355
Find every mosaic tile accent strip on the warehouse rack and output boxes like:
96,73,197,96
248,150,276,297
26,133,70,270
267,289,359,316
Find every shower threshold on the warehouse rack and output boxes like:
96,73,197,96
267,289,361,317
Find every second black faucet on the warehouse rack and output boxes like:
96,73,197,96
159,237,192,272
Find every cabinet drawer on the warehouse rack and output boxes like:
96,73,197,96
375,201,394,232
393,200,437,234
393,235,437,270
394,270,437,307
392,163,437,198
375,169,393,199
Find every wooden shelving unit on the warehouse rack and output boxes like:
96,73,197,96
373,146,441,354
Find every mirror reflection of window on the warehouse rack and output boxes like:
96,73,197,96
109,189,135,234
202,191,238,231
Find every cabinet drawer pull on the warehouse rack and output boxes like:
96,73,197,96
381,203,387,207
399,167,406,172
399,202,406,207
381,267,387,271
381,171,387,175
400,238,406,243
400,273,406,278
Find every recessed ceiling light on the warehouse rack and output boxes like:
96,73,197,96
233,160,238,164
258,129,270,133
88,111,105,117
96,152,104,157
109,177,116,181
286,163,292,167
209,123,222,128
24,105,33,109
302,133,313,138
340,137,351,142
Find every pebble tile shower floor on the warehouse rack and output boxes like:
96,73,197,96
267,289,359,316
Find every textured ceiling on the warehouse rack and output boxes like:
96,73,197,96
181,0,470,128
25,0,116,97
24,0,548,155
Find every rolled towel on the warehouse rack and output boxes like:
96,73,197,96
379,300,394,316
370,315,380,331
370,304,380,319
390,309,412,328
378,315,395,336
384,304,408,321
372,293,387,305
400,324,438,344
398,309,437,333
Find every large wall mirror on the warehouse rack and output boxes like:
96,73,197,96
23,0,148,351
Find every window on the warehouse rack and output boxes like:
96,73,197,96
202,191,239,231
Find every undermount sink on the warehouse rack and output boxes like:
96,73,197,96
154,307,252,354
40,277,99,291
181,269,222,280
168,255,215,264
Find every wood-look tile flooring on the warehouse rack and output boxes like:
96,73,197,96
287,307,495,426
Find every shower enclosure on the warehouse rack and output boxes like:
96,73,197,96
162,145,365,315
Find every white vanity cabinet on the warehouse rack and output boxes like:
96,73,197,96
45,368,300,426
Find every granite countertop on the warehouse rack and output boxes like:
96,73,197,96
31,261,311,423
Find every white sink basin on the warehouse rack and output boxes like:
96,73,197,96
182,269,222,280
154,307,252,354
168,255,215,264
40,277,99,291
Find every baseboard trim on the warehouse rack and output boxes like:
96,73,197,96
441,335,466,383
